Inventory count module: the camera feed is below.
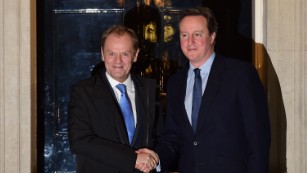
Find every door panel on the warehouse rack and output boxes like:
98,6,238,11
45,9,124,173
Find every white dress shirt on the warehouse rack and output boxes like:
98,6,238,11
106,72,137,127
184,52,215,125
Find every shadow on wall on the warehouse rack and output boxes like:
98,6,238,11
267,55,287,173
254,43,287,173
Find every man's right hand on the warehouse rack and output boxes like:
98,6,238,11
135,148,159,173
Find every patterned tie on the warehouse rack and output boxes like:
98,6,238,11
191,68,202,132
116,84,135,144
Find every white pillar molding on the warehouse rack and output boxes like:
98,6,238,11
0,0,4,171
252,0,266,46
0,0,35,172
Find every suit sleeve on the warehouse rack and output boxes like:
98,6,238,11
238,64,271,173
154,76,180,172
146,78,164,145
68,85,137,172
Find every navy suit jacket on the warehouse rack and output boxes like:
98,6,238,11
68,71,162,173
155,55,271,173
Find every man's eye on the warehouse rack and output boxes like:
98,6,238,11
108,52,115,56
121,52,129,57
180,33,188,39
194,33,202,38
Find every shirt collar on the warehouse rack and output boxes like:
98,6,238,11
189,52,216,76
105,72,133,90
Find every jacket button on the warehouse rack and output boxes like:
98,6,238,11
193,141,198,146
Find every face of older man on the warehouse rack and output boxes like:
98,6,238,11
179,15,216,68
101,33,138,83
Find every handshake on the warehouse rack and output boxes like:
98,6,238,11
135,148,160,173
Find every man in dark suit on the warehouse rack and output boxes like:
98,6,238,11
154,7,271,173
68,25,161,173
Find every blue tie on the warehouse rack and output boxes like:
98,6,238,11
192,68,202,132
116,84,135,144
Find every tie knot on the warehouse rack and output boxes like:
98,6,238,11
194,68,201,76
116,84,127,94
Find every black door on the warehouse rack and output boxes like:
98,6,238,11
37,0,205,172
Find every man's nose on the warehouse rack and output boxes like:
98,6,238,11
114,54,123,62
188,35,195,44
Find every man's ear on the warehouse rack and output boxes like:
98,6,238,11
210,32,216,44
133,49,140,62
101,47,104,61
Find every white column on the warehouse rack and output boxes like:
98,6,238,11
253,0,266,46
0,0,36,172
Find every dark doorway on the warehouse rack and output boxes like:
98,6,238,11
37,0,252,172
203,0,252,62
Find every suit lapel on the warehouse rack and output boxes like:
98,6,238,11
92,73,131,145
92,73,147,147
131,75,144,146
196,56,225,131
175,66,195,133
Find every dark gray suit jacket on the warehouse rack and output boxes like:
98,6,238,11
68,70,162,173
155,55,271,173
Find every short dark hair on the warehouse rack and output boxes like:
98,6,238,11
179,7,218,35
100,25,139,51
